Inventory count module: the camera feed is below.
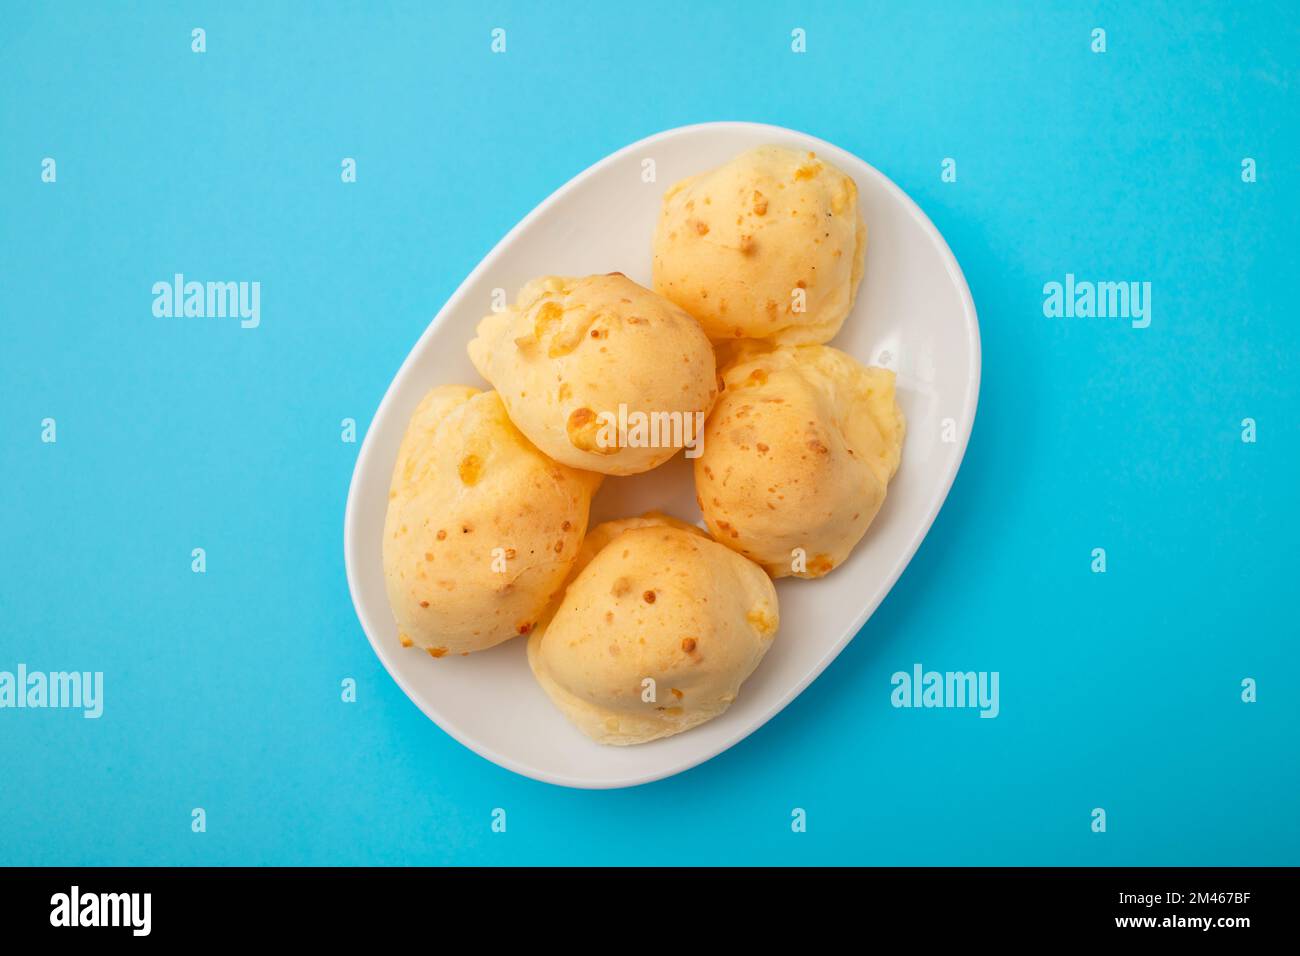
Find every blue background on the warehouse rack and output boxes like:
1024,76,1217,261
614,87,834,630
2,1,1297,866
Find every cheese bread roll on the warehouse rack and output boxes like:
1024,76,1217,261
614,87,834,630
653,145,866,344
468,274,717,476
383,386,602,657
527,515,778,745
695,344,903,578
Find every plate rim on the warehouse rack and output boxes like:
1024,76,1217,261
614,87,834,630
343,120,982,789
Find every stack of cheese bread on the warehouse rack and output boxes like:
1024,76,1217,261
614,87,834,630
383,145,905,746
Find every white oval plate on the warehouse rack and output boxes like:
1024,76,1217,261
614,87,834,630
344,122,980,789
